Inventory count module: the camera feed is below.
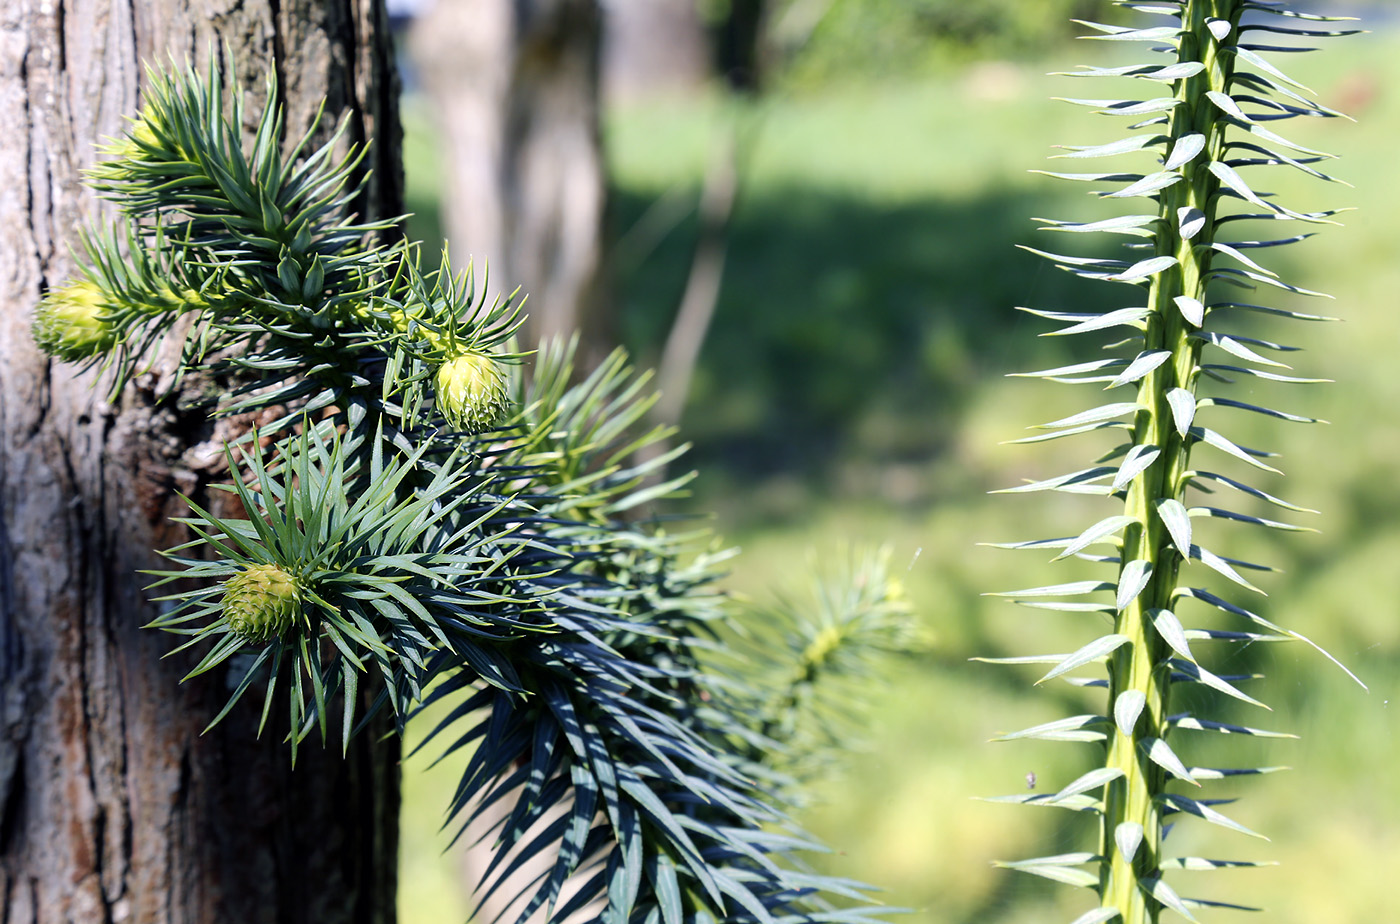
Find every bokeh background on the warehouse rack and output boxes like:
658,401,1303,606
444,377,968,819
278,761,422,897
389,1,1400,921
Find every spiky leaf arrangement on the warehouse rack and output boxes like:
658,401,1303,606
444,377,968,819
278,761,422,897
409,342,918,924
987,3,1362,923
718,547,921,785
38,59,908,924
68,57,524,419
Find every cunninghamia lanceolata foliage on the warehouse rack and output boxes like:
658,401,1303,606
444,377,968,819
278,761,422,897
38,58,911,924
986,4,1363,923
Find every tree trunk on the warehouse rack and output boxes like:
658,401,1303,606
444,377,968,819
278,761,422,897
410,0,610,359
0,3,402,922
601,0,708,102
712,0,767,92
653,122,742,429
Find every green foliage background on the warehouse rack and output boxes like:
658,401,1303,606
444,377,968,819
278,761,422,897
400,9,1399,924
776,0,1121,84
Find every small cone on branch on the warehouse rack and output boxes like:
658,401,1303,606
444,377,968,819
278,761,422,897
435,350,509,432
31,280,118,361
222,563,301,642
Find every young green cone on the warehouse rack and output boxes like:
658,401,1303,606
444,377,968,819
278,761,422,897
222,563,301,642
31,280,117,361
435,350,509,432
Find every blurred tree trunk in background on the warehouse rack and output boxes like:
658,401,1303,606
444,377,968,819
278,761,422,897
712,0,769,91
0,3,401,921
653,119,744,429
602,0,709,101
412,0,611,358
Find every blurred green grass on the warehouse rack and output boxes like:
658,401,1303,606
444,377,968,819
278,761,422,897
400,28,1400,924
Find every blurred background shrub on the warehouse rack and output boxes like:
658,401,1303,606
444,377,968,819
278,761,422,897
769,0,1122,85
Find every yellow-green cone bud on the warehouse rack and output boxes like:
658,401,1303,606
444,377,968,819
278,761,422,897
98,110,166,164
130,115,160,151
31,280,118,361
221,563,301,642
435,351,509,432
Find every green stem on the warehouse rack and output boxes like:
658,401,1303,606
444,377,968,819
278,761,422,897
1100,2,1242,921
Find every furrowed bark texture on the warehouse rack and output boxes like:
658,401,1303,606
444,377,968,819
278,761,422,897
0,2,402,922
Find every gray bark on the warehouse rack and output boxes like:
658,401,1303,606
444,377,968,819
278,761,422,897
410,0,609,357
0,2,402,922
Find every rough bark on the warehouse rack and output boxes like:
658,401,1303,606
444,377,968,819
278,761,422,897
410,0,610,359
0,2,402,922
